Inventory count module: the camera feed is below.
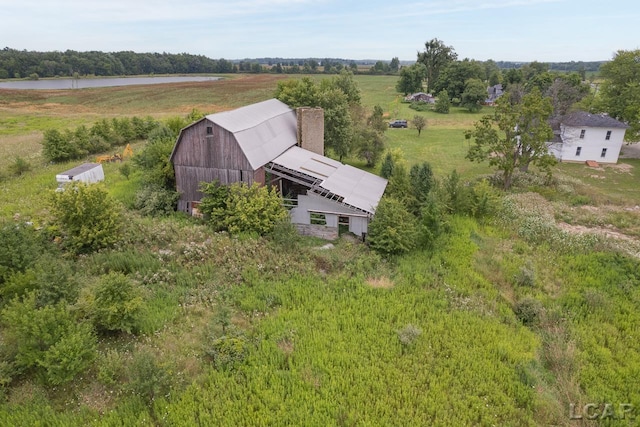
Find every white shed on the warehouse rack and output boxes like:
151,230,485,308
56,163,104,189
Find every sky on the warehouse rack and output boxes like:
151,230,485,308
1,0,639,63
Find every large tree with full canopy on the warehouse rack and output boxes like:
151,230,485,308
417,38,457,93
465,89,555,190
596,49,640,142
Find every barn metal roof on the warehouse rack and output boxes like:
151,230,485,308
206,98,298,169
270,146,387,215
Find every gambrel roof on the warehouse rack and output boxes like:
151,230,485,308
205,98,298,170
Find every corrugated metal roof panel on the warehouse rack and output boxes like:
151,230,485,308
271,148,387,214
271,147,340,180
207,99,298,169
58,163,102,176
321,165,387,214
207,99,293,132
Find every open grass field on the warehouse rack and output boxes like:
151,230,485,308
1,73,640,426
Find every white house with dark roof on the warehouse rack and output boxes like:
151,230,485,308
548,111,629,163
170,99,387,238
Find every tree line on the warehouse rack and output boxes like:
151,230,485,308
0,48,237,79
0,48,401,79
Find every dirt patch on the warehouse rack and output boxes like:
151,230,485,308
557,222,636,242
366,276,394,289
605,162,633,173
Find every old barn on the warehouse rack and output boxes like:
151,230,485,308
170,99,387,238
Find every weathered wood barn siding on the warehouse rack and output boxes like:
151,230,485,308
173,119,256,212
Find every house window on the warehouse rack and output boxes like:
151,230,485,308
601,148,608,158
579,129,586,139
206,126,213,135
576,147,582,156
605,130,612,140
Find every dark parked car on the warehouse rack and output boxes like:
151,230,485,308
389,119,408,128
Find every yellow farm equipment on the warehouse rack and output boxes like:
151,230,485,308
96,144,133,163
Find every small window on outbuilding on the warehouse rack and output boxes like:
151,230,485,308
579,129,586,139
605,130,612,140
206,126,213,135
310,213,326,225
601,148,608,158
576,147,582,156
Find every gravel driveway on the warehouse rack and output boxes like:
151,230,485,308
620,143,640,159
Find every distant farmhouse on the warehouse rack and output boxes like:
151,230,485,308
404,92,435,104
485,84,504,105
548,111,629,164
170,99,387,238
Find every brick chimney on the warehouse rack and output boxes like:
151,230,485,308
296,107,324,156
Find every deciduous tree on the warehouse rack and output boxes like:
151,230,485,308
596,49,640,141
412,115,427,136
276,72,361,160
433,59,484,101
461,78,487,112
434,90,451,114
417,38,458,93
465,89,555,189
395,63,427,95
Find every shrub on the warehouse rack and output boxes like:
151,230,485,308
0,222,44,285
368,197,418,256
204,335,250,370
96,349,125,386
134,185,179,216
119,163,132,180
200,182,288,236
81,272,144,334
434,89,451,114
408,102,431,112
90,118,117,147
37,255,77,305
131,116,159,139
225,183,288,235
132,136,176,189
468,179,501,219
41,129,77,162
440,170,471,215
49,183,122,254
514,296,544,326
126,351,172,406
397,324,422,354
1,293,96,385
514,262,536,288
8,156,31,176
269,218,301,251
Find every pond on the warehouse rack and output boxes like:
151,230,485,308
0,75,222,90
